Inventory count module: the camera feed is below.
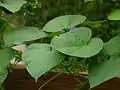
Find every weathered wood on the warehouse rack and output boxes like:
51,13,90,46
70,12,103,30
4,69,120,90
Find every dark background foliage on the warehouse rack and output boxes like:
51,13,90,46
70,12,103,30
24,0,120,42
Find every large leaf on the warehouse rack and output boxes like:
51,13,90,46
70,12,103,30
51,27,103,58
89,56,120,89
89,35,120,88
108,9,120,20
22,44,65,80
3,27,48,45
0,48,15,84
0,0,25,13
43,15,86,32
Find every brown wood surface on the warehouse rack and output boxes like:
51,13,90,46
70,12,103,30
3,69,120,90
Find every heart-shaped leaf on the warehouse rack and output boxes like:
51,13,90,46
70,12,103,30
108,9,120,20
0,0,25,13
0,48,15,84
43,15,86,32
89,35,120,88
51,27,103,58
22,44,65,80
89,56,120,89
3,27,48,45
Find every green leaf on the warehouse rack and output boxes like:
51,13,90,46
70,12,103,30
89,35,120,88
43,15,86,32
89,56,120,89
108,9,120,20
0,48,15,84
103,35,120,56
0,0,25,13
3,27,48,45
51,27,103,58
22,44,65,80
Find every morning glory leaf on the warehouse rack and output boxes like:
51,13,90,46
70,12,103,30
3,27,48,46
22,44,65,81
0,48,15,84
51,27,103,58
89,35,120,88
43,15,86,32
89,56,120,89
0,0,25,13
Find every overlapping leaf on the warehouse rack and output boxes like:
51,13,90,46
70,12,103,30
89,35,120,88
0,48,15,84
22,44,65,80
0,0,25,13
51,27,103,58
3,27,48,45
43,15,86,32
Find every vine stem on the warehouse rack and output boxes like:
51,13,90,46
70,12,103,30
60,62,84,85
38,72,62,90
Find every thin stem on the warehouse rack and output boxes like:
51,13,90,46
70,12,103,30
78,63,88,70
61,63,83,85
9,58,19,72
79,80,89,89
38,72,62,90
75,80,89,90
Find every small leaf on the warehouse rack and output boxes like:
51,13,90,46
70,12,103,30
3,27,48,45
108,9,120,20
51,27,103,58
103,35,120,55
0,48,15,84
22,44,65,80
43,15,86,32
0,0,25,13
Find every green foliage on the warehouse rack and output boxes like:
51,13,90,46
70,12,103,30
3,27,47,45
0,0,120,90
103,35,120,55
51,27,103,57
43,15,86,32
0,0,25,13
89,56,120,88
22,44,65,80
89,35,120,88
108,9,120,20
0,48,15,84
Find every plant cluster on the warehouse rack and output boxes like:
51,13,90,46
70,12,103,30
0,0,120,90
